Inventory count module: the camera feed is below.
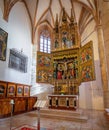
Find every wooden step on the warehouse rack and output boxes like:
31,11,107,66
40,108,82,116
37,108,88,122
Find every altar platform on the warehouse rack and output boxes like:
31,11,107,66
33,108,88,123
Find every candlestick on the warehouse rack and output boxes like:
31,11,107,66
10,99,14,104
10,99,14,130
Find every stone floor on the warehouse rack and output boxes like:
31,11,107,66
0,109,109,130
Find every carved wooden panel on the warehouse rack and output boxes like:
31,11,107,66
0,98,11,117
27,97,37,111
0,97,37,118
52,97,56,106
58,97,66,107
14,98,26,113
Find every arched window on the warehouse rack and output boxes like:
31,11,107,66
39,29,51,53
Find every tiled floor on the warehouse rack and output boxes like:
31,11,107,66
0,109,109,130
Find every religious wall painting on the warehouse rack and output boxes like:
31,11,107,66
80,62,95,82
52,51,79,81
0,28,8,61
37,51,52,83
79,41,93,64
24,86,30,97
0,81,7,98
16,84,23,97
79,41,95,82
37,69,52,83
37,70,48,82
37,51,51,67
7,83,16,97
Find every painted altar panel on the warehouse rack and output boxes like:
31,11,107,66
36,51,52,83
79,41,95,82
52,48,80,95
52,48,80,81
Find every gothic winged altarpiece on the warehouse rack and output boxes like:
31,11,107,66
36,8,95,95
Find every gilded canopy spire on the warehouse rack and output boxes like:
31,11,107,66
70,8,74,24
62,8,67,23
55,14,59,33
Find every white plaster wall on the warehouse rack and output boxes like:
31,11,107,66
79,21,104,110
0,1,32,85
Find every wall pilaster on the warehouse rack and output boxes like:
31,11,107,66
96,25,109,108
99,0,109,108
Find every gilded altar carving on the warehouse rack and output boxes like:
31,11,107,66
53,8,80,51
36,8,95,95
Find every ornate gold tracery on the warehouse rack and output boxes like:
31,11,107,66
53,8,80,51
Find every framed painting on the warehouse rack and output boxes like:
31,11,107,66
80,61,95,82
8,49,28,73
23,86,30,97
0,28,8,61
36,51,52,83
16,84,23,97
79,41,95,82
7,83,16,97
79,41,93,65
0,81,7,98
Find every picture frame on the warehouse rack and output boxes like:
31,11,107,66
80,61,95,82
16,84,23,97
37,51,52,83
8,49,28,73
0,28,8,61
0,81,7,98
7,83,16,97
23,86,30,97
79,41,93,65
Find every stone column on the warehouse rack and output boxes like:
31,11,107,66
96,24,109,108
98,0,109,108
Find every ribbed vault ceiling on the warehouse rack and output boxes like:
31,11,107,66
3,0,101,43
